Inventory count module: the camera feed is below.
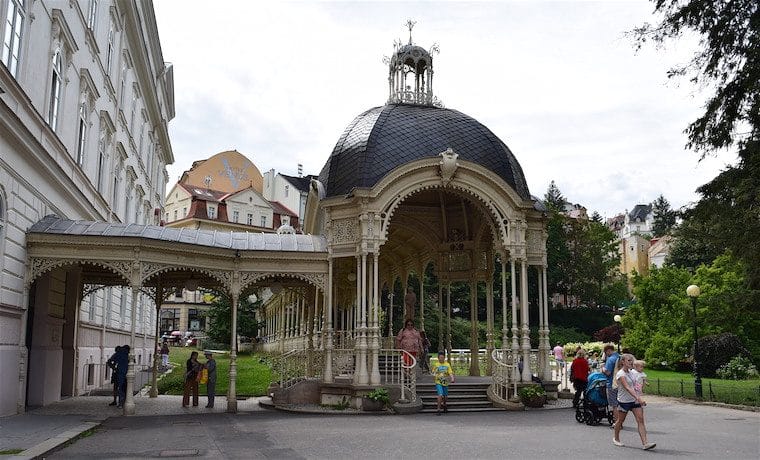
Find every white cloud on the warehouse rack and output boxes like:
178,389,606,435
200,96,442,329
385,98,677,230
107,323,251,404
154,0,734,216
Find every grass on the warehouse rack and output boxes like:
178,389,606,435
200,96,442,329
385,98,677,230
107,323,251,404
0,449,24,455
157,347,273,397
642,369,760,406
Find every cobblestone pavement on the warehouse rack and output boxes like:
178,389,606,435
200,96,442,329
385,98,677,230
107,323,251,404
48,396,759,459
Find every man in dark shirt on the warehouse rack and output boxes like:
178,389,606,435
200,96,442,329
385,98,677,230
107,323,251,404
204,351,217,408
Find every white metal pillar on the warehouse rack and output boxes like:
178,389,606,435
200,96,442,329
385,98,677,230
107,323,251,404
520,260,531,382
370,252,381,384
123,284,140,416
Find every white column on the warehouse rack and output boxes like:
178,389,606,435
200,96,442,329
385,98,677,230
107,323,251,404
370,253,381,384
486,278,494,374
510,258,519,354
124,285,139,415
446,283,452,360
536,267,545,379
542,266,552,381
501,258,508,353
520,260,531,382
355,253,369,385
227,292,239,413
469,280,479,376
323,258,334,383
419,265,425,328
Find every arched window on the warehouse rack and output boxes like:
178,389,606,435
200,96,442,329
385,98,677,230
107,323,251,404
2,0,25,77
105,22,114,75
48,48,63,130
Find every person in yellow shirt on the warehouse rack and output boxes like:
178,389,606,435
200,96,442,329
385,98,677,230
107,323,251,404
433,352,455,415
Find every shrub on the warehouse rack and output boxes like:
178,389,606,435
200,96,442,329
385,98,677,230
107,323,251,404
562,341,605,358
716,356,759,380
518,385,546,406
697,333,751,377
593,324,622,344
366,388,390,406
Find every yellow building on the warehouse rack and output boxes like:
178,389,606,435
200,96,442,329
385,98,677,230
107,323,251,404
179,149,264,194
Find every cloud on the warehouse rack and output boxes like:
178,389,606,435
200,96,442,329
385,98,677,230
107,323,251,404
155,0,733,216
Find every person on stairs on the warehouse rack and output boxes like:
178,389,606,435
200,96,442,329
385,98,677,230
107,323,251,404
433,352,455,415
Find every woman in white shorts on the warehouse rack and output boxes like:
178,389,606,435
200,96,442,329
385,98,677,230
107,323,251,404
613,353,655,450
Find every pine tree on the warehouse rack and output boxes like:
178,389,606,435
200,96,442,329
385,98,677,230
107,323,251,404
651,194,677,237
543,180,565,213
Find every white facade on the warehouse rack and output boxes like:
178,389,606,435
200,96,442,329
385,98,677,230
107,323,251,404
0,0,173,416
262,169,309,228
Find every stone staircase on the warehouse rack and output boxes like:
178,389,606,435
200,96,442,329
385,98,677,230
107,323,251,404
416,380,500,413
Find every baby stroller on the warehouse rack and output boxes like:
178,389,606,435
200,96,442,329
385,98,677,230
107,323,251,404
575,372,614,426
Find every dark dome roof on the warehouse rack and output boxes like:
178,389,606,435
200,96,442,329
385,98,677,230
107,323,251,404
318,104,530,199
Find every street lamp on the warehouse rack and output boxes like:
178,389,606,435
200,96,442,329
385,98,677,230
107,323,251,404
613,314,622,353
686,284,703,398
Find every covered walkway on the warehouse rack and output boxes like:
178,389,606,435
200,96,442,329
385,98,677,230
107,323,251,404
24,216,328,415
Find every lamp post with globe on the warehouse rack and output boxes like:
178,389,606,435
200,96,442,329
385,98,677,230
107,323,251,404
686,284,703,398
613,314,622,353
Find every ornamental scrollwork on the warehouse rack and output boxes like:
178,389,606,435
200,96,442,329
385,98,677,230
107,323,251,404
331,218,358,244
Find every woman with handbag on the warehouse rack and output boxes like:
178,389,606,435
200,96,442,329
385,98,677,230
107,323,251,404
182,351,201,407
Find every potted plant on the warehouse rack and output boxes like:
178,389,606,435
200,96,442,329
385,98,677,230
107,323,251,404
518,385,546,408
363,388,390,411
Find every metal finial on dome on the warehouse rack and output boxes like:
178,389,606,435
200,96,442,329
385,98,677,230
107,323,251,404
405,19,416,45
387,22,443,107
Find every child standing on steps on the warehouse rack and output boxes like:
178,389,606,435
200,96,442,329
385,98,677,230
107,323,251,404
433,352,455,416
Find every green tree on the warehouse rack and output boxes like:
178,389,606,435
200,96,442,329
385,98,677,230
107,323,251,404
633,0,760,288
651,194,677,237
666,215,723,270
206,293,261,346
623,253,760,366
543,180,566,212
590,211,603,223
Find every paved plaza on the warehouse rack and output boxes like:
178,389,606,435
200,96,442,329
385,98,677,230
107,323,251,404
39,396,759,459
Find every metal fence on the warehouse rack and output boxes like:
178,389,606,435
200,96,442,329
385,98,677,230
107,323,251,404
650,379,760,407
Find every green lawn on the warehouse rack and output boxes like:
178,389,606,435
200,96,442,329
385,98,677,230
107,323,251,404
642,369,760,406
157,347,272,397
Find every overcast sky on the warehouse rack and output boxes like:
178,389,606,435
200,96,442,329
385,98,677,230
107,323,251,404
154,0,735,219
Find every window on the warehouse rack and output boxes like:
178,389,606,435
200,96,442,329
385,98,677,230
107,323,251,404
96,132,107,192
129,90,136,133
86,0,97,30
247,213,253,225
112,176,119,210
284,185,289,197
105,22,114,75
232,210,239,223
2,0,24,77
173,209,177,221
76,103,87,166
182,207,187,217
260,215,266,227
48,49,63,130
207,205,216,219
282,216,290,225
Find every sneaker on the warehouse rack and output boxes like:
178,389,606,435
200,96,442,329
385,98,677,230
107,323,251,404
443,405,448,413
643,443,656,450
436,410,441,416
613,439,624,447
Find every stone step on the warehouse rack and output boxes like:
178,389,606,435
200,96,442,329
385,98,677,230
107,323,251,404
419,393,489,401
421,399,493,408
419,407,503,413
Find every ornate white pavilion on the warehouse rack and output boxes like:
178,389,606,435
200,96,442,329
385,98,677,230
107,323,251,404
24,31,553,413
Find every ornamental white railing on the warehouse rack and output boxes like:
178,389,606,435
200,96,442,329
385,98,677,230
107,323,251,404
274,349,324,390
488,348,518,406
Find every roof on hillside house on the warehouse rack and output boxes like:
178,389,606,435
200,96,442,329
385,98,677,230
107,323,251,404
628,204,652,222
28,216,327,252
280,174,317,193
